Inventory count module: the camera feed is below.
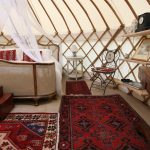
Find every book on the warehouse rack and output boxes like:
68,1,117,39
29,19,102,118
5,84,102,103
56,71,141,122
124,81,144,90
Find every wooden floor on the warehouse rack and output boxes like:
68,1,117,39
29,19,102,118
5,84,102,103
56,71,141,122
11,76,150,126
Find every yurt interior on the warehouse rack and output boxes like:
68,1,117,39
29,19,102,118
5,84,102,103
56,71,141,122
0,0,150,149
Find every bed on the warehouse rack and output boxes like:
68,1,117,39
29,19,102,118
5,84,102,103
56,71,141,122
0,45,60,105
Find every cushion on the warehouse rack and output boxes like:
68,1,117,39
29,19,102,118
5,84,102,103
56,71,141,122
23,53,34,62
15,49,23,60
42,49,52,61
0,50,16,61
92,67,116,73
23,51,42,62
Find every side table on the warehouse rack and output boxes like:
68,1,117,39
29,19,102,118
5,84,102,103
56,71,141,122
66,56,83,80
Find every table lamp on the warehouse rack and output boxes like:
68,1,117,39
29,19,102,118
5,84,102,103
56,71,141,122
70,45,78,57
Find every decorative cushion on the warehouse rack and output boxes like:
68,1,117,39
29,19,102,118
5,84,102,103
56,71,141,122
99,68,116,73
23,51,42,62
23,53,34,62
92,67,116,73
0,50,16,61
42,49,52,61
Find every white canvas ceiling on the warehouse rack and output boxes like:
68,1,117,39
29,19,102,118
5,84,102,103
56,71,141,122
1,0,150,35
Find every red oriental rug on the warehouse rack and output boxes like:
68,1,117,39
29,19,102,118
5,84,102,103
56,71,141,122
59,95,150,150
66,80,91,95
0,113,58,150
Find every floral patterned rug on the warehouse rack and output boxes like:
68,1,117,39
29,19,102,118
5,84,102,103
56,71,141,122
0,113,58,150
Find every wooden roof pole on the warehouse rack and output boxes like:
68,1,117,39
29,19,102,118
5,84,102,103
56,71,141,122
38,0,58,36
51,0,77,51
63,0,82,33
76,0,96,31
39,0,70,47
28,1,48,44
36,0,59,44
105,0,124,26
51,0,70,34
27,0,41,25
89,0,110,55
125,0,138,19
90,0,109,29
51,0,73,48
75,0,96,52
146,0,150,5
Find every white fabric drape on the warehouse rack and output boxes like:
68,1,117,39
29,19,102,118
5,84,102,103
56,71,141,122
0,0,42,62
0,0,62,96
48,57,62,96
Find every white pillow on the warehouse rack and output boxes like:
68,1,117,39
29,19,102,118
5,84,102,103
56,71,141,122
15,49,23,61
41,49,52,61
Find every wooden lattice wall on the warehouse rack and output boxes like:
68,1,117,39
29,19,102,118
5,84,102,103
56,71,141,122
0,0,150,83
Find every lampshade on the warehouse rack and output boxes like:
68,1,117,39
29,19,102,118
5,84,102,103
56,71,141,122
70,45,78,52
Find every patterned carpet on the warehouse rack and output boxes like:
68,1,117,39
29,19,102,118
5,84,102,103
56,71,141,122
0,113,58,150
59,95,150,150
66,80,91,95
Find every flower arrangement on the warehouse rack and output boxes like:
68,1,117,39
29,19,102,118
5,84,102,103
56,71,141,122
70,45,78,57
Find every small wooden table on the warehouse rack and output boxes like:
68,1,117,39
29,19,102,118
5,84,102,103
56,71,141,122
66,56,83,80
